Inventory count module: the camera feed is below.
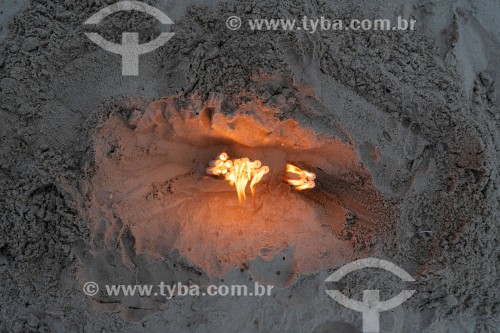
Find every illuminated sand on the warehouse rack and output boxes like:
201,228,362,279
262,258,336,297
84,96,390,282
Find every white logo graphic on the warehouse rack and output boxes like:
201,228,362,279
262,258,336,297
226,16,242,30
84,1,174,76
83,281,99,296
325,258,416,333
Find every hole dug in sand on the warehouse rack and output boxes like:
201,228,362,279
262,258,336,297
84,96,390,288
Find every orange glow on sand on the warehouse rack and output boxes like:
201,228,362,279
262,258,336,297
88,95,390,278
206,152,270,202
285,164,316,190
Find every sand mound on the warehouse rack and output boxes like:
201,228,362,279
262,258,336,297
0,0,497,330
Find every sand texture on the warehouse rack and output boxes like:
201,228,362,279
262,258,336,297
0,0,498,332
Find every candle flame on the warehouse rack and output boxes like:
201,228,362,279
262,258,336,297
285,164,316,190
206,153,269,202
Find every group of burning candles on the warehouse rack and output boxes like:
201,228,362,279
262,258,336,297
206,152,316,202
